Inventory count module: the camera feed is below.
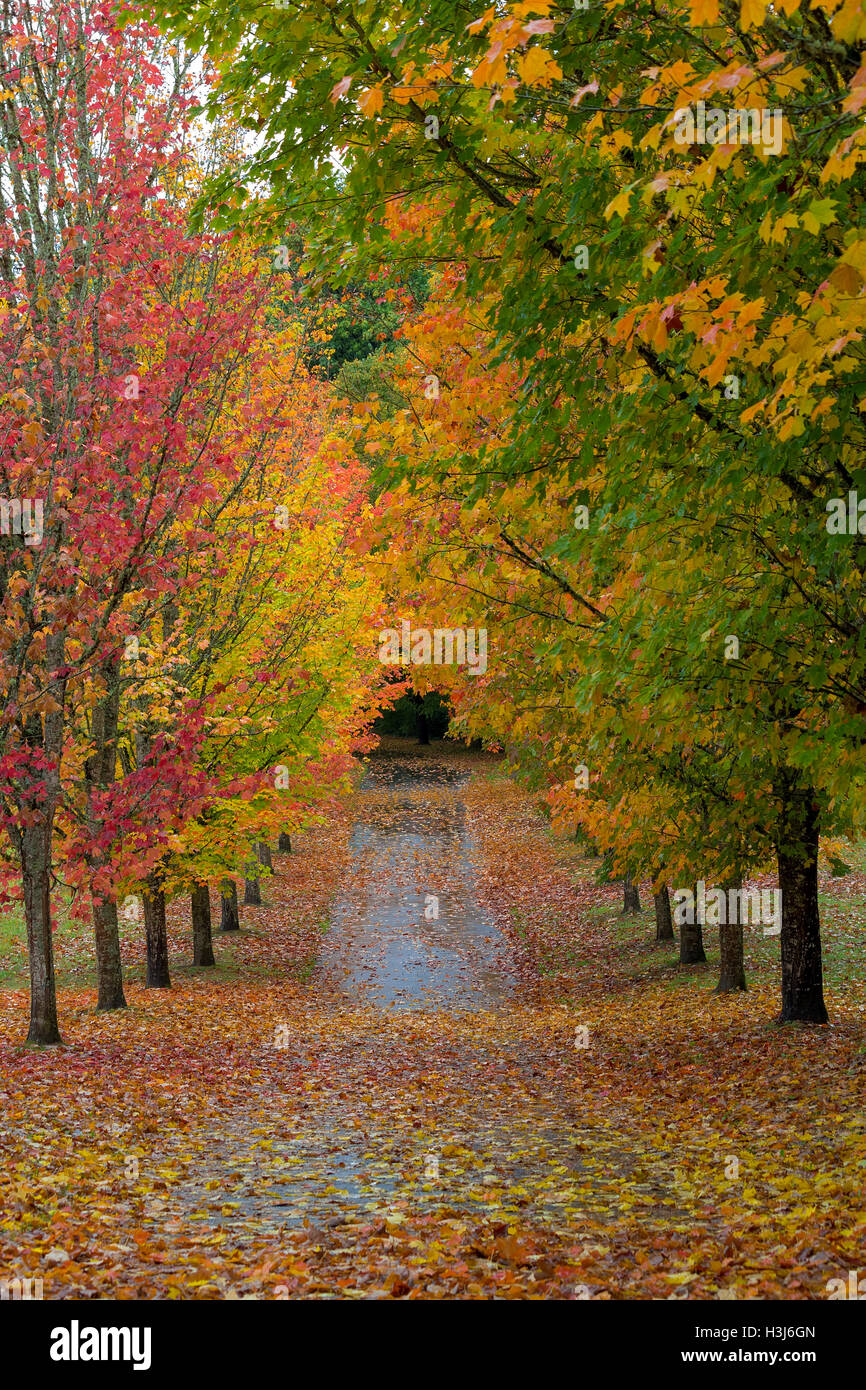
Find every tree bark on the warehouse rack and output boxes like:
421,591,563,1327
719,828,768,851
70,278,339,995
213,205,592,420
143,876,170,987
220,878,240,931
654,884,674,940
622,873,641,914
92,897,126,1010
278,832,292,852
716,876,747,993
244,875,261,906
17,642,66,1045
774,771,828,1023
256,841,273,871
679,882,707,964
191,883,215,967
84,657,126,1010
21,820,62,1045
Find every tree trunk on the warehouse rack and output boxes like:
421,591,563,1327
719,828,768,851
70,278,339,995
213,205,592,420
143,877,170,987
21,820,62,1045
256,841,273,871
191,883,215,967
18,637,66,1044
680,882,707,964
716,876,747,993
220,879,240,931
622,873,641,914
244,876,261,906
92,896,126,1010
654,884,674,941
775,772,828,1023
278,832,292,852
84,658,126,1011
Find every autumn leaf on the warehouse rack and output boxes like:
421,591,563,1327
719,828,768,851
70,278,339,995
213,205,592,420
330,77,352,103
739,0,766,29
357,86,384,118
516,48,562,87
689,0,720,22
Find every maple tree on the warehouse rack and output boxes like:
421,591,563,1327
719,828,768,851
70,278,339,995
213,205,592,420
0,1,385,1041
150,0,866,1025
0,0,244,1041
58,295,383,1002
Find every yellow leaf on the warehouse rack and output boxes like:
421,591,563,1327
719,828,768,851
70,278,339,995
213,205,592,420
770,211,799,244
841,238,866,271
777,64,811,93
740,0,766,28
472,43,508,88
357,86,384,118
604,187,632,221
800,197,837,234
832,0,866,43
828,262,863,295
689,0,719,22
517,47,562,87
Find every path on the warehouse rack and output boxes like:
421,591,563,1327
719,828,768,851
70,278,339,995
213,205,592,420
318,753,519,1010
166,749,614,1247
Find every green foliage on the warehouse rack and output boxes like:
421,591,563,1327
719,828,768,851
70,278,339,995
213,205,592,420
374,690,451,739
335,346,410,416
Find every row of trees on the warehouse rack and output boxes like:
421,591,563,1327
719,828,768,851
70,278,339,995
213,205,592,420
0,2,385,1043
150,0,866,1023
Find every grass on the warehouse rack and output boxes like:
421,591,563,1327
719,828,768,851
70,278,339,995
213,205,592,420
544,824,866,997
0,891,99,990
0,894,250,991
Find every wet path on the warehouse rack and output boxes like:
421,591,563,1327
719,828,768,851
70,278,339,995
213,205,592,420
317,755,520,1010
164,752,630,1241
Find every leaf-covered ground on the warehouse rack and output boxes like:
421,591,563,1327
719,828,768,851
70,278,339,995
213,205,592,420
0,743,864,1299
